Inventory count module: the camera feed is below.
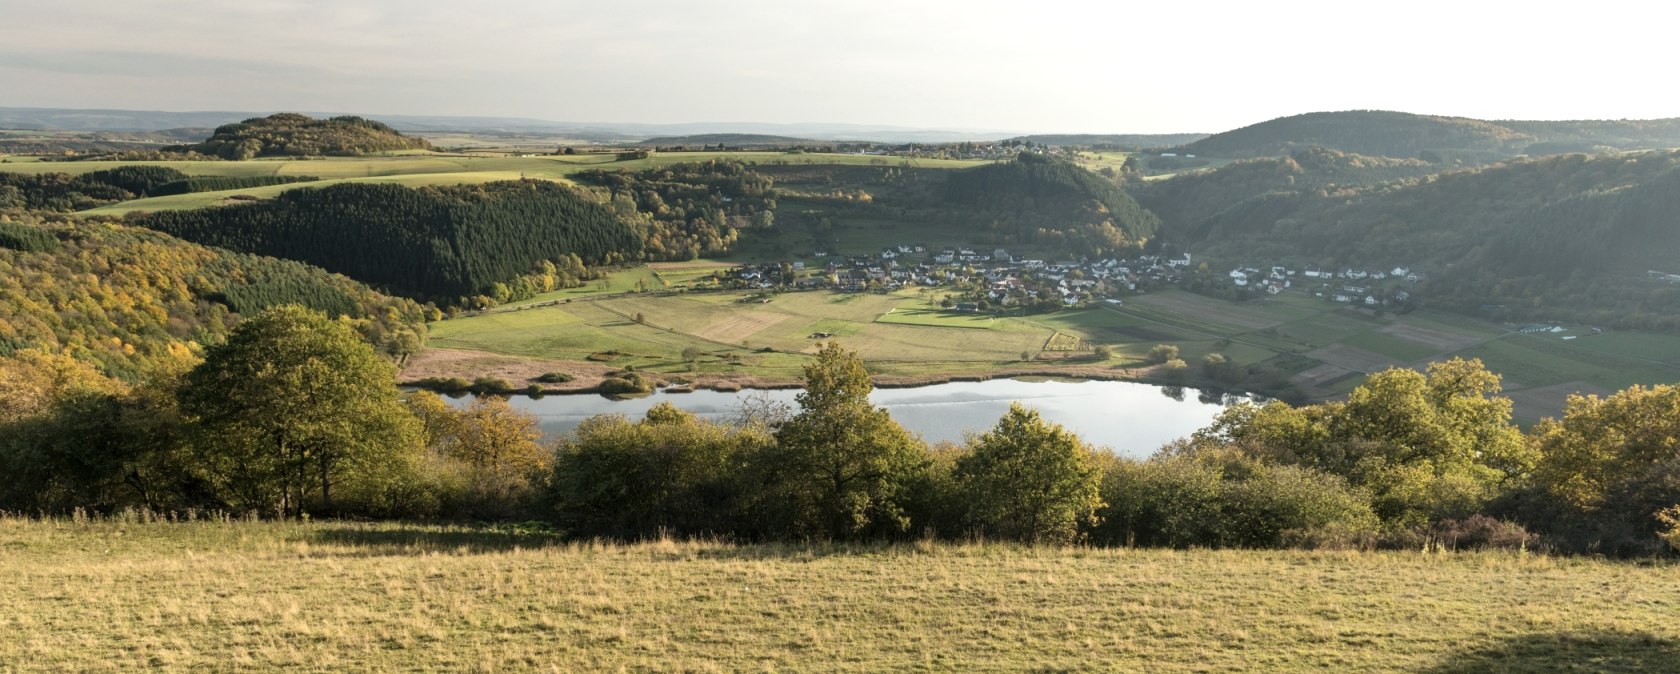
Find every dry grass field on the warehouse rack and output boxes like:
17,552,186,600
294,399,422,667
1,517,1677,673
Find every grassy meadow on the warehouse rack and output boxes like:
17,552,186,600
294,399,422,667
423,262,1680,420
427,286,1064,382
0,150,990,217
0,517,1676,673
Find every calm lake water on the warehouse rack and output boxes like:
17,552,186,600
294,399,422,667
447,379,1248,458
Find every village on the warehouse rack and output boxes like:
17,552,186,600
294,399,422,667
725,244,1423,314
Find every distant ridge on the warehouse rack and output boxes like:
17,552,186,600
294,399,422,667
1179,110,1680,162
0,107,1019,144
1006,133,1208,149
639,133,822,147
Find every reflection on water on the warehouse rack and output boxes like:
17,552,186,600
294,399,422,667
446,379,1249,458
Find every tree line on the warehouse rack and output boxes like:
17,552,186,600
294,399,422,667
4,304,1677,555
0,166,320,212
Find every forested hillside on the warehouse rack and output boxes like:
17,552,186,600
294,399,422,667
133,180,641,305
1162,150,1680,329
573,159,777,260
1180,111,1528,161
1501,118,1680,155
1178,110,1680,162
1135,148,1439,229
178,113,434,159
943,154,1158,255
0,213,427,380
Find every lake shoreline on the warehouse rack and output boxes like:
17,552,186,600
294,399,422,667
400,346,1187,398
438,378,1251,454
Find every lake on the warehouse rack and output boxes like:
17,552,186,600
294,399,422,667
445,378,1249,458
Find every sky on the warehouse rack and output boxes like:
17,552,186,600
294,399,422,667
1,0,1674,134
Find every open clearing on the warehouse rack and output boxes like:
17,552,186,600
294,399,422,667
1378,320,1485,351
422,289,1061,386
692,310,790,343
2,518,1677,673
1505,380,1616,423
1306,344,1405,373
1131,291,1291,331
1290,362,1359,395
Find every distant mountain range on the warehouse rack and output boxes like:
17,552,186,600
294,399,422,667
8,106,1679,160
0,107,1021,144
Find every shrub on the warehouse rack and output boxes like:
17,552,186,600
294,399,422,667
472,377,513,393
1428,515,1537,551
415,377,472,392
1092,449,1379,549
535,372,574,384
598,372,654,396
1147,344,1179,364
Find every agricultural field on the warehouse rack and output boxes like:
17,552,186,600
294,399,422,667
421,267,1680,421
2,517,1677,673
0,150,989,216
426,286,1068,383
1099,290,1680,421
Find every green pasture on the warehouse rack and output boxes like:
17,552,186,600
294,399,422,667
875,303,1001,329
1,150,988,217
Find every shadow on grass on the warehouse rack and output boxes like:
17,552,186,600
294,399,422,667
1423,631,1680,674
306,525,970,560
308,525,568,555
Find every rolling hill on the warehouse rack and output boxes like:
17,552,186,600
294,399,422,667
179,113,434,159
0,213,427,379
1178,111,1530,162
1159,149,1680,328
1135,147,1440,230
1176,110,1680,162
943,153,1159,254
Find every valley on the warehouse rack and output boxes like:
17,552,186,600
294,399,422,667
8,112,1680,422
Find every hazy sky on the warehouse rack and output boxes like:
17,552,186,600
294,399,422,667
1,0,1673,133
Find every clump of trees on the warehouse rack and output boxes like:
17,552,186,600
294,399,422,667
0,166,187,211
0,168,324,213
